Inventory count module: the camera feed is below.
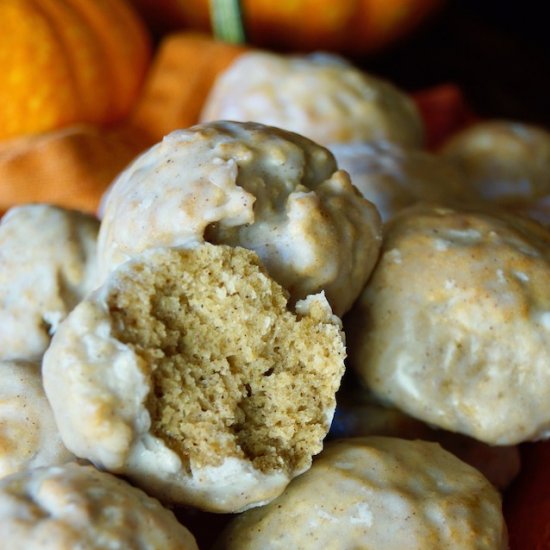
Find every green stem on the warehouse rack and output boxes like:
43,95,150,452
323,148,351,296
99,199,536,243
209,0,247,44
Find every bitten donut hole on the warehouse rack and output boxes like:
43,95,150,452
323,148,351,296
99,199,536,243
107,245,343,476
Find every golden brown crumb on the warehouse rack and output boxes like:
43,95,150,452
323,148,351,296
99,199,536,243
108,244,343,475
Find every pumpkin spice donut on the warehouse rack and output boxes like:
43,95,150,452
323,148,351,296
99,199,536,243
347,203,550,445
329,140,466,221
0,204,99,362
199,51,424,149
0,462,198,549
441,120,550,225
98,120,382,316
43,243,346,513
0,359,73,480
214,437,507,549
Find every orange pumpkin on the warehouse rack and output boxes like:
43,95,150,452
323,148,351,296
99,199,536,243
0,0,152,141
130,0,444,56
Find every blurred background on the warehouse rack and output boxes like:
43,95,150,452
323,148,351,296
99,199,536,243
2,0,549,214
132,0,550,127
367,0,550,127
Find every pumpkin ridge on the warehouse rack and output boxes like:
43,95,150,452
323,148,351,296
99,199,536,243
24,0,81,121
33,0,111,124
0,0,79,138
68,0,151,121
0,0,151,139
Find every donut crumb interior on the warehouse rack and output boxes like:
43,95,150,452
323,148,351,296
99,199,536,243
108,245,345,475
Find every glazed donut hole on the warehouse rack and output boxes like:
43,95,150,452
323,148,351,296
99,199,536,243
43,244,346,512
347,203,550,445
0,204,99,362
0,359,73,480
109,245,342,476
440,120,550,226
214,436,507,550
329,140,467,221
200,51,424,149
441,120,550,203
0,462,199,550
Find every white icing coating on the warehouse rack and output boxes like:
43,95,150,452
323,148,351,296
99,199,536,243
0,360,73,479
200,52,424,148
349,204,550,444
0,204,99,361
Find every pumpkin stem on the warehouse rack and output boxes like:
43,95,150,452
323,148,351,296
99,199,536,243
209,0,247,44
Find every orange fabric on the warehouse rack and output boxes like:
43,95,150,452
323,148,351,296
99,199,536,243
0,123,149,215
130,32,248,142
412,83,479,149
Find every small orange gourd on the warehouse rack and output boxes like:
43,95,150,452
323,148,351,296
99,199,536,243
0,0,152,141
